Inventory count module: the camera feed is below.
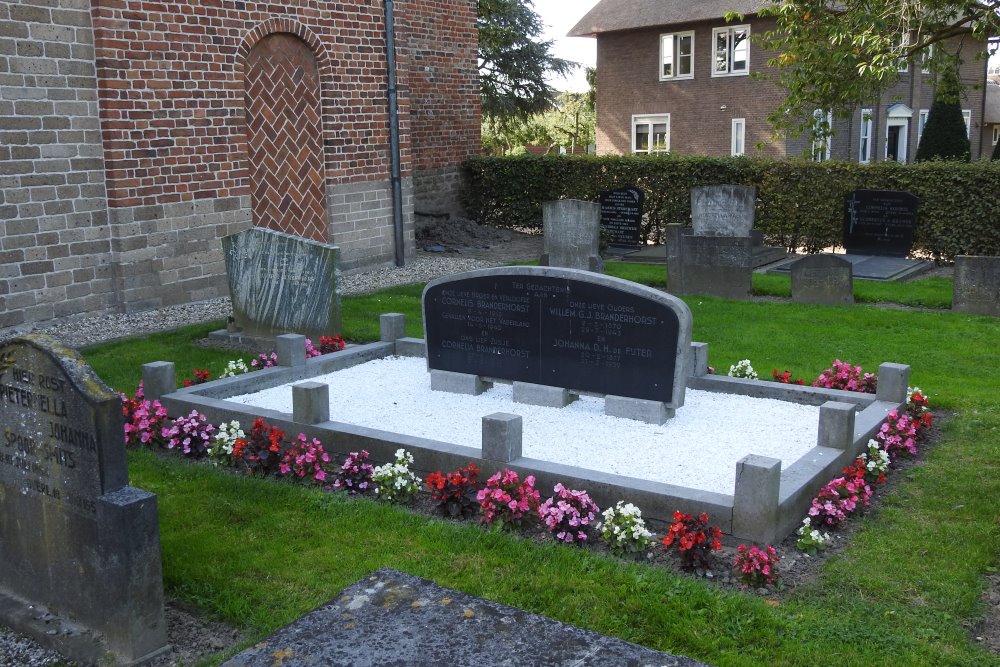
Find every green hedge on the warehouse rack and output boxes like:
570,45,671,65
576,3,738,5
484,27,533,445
462,155,1000,259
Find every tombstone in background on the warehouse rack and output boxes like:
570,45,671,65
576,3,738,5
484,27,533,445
843,190,919,257
0,335,167,665
423,266,692,419
539,199,604,272
672,185,755,299
791,254,854,305
599,187,643,249
953,255,1000,316
691,184,755,237
223,226,342,340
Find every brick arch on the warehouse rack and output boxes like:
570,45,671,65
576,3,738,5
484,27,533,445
242,30,328,241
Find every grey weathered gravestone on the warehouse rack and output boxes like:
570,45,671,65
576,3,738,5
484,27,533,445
539,199,604,272
953,255,1000,316
791,254,854,305
223,226,342,340
0,335,167,665
678,234,753,299
664,223,687,293
691,184,756,237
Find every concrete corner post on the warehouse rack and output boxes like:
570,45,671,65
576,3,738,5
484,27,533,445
276,334,306,367
732,454,781,544
292,381,330,424
482,413,523,463
817,401,856,451
141,362,175,402
687,342,709,377
875,363,910,403
380,313,406,343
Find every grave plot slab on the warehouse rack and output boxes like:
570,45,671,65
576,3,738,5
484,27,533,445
768,254,930,281
220,568,710,667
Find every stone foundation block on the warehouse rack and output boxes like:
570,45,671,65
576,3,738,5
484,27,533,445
482,413,522,463
604,395,674,424
430,370,490,395
513,381,576,408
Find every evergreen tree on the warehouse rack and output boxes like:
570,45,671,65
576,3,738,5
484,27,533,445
915,65,971,162
478,0,576,130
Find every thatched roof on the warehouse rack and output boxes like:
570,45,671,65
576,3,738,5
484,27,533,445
568,0,771,37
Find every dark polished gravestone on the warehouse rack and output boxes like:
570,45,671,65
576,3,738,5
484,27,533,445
221,568,711,667
953,255,1000,316
600,186,644,249
791,254,854,305
843,189,919,257
0,335,167,665
222,226,342,340
422,267,692,408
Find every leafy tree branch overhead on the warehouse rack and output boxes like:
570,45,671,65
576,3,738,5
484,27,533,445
478,0,577,128
730,0,1000,137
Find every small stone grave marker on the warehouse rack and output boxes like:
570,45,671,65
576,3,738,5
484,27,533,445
678,234,753,299
223,226,342,339
599,187,643,248
0,335,167,665
791,254,854,305
953,255,1000,316
539,199,603,272
423,266,692,408
843,189,918,257
691,184,756,237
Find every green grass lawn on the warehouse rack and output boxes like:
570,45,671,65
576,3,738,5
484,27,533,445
83,271,1000,667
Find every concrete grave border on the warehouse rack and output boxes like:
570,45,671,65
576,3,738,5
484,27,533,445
154,319,907,544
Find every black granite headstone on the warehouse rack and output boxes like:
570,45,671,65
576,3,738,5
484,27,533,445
843,190,919,257
0,335,167,664
599,187,644,248
423,267,692,407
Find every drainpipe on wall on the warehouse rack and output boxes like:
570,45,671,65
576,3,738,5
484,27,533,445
384,0,405,267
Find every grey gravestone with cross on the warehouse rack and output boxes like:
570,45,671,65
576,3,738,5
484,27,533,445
0,335,167,665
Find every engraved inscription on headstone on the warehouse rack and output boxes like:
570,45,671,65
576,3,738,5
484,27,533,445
223,226,342,339
599,187,644,248
791,254,854,305
678,235,753,299
540,199,604,272
0,335,167,664
691,185,756,237
422,267,692,407
953,255,1000,316
843,190,918,257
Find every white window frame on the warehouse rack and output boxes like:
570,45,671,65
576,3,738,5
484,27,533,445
632,114,671,154
963,109,972,137
731,118,745,156
993,125,999,145
712,25,750,77
659,31,694,81
811,109,832,162
859,108,872,164
918,108,973,142
898,33,911,72
921,44,934,74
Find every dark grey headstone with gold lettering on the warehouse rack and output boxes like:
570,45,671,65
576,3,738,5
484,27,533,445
0,335,167,665
223,226,342,340
423,267,692,409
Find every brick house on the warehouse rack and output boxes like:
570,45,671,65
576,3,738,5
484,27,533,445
570,0,991,162
0,0,479,330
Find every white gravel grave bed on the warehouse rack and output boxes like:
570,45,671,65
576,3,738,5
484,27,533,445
229,356,820,495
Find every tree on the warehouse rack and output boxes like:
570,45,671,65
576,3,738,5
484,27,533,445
480,92,595,155
915,66,972,161
739,0,1000,137
478,0,576,129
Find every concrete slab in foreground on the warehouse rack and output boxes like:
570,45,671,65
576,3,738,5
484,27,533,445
221,568,711,667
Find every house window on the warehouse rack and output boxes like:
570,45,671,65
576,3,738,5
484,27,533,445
632,114,670,154
712,25,749,76
962,110,972,137
731,118,745,156
921,44,934,74
811,109,832,162
859,109,872,164
660,32,694,80
918,108,972,142
993,125,999,145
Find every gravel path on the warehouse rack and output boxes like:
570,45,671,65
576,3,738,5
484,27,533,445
0,254,505,349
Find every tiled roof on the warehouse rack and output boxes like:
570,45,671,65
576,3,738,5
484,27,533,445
568,0,771,37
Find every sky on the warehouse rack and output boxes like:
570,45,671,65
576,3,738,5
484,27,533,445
534,0,600,92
